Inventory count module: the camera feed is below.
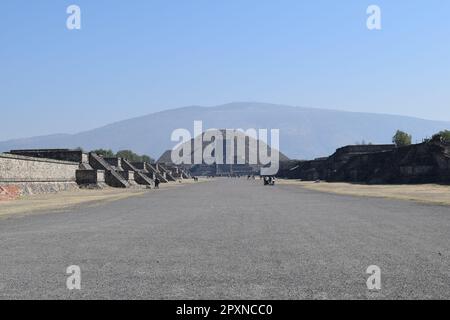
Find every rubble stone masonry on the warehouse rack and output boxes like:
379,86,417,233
0,153,78,182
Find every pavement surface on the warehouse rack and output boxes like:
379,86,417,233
0,178,449,299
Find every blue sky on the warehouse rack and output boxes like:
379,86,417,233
1,0,449,140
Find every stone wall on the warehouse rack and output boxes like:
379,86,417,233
76,169,106,187
278,141,450,184
104,157,123,171
0,153,80,197
331,141,450,184
0,153,79,182
10,149,88,163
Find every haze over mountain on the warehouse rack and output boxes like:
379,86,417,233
1,102,450,160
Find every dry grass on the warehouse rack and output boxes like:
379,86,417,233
278,179,450,206
0,179,209,217
0,188,147,217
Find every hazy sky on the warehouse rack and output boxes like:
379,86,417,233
1,0,449,140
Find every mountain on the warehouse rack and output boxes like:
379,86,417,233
1,102,450,160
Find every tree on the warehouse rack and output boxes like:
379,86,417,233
116,150,154,163
392,130,412,147
89,149,154,162
116,150,139,161
91,149,115,157
433,130,450,142
141,155,155,163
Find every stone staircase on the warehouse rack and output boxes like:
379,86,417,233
156,163,176,181
89,153,130,188
121,159,154,187
144,163,168,183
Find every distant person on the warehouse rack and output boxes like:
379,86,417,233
263,176,275,186
154,177,160,189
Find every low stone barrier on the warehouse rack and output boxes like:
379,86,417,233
76,169,107,188
0,153,80,197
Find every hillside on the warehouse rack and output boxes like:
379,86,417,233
1,102,449,160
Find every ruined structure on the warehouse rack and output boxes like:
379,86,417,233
278,158,328,181
0,152,80,198
76,169,106,188
8,149,109,189
155,163,176,181
131,162,168,183
0,148,188,199
187,163,261,177
330,139,450,184
158,163,190,179
10,149,88,163
158,129,289,176
87,153,130,188
278,140,450,184
104,157,154,187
